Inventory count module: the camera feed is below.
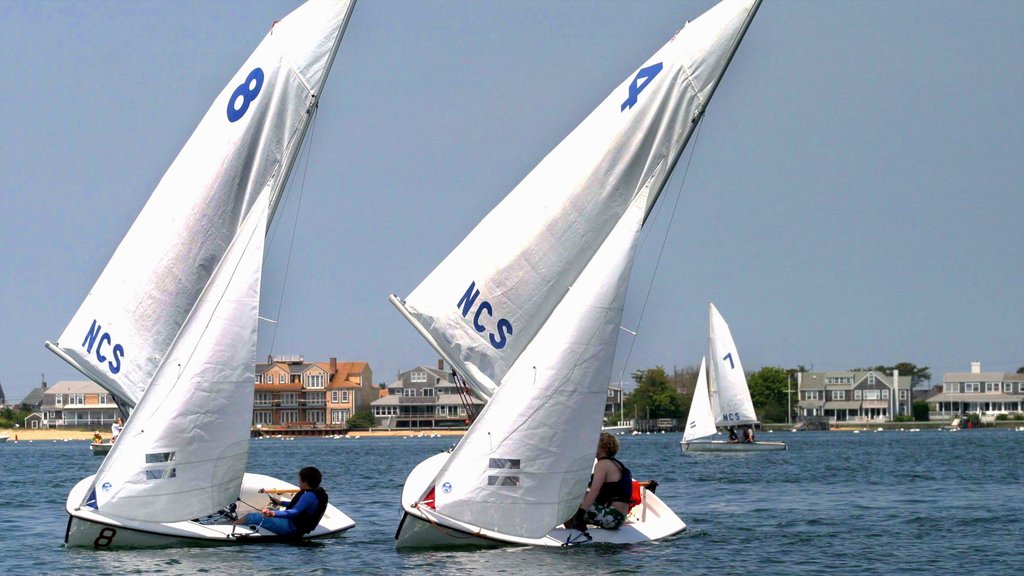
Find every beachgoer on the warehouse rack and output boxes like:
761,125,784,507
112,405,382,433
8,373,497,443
233,466,329,537
111,417,123,443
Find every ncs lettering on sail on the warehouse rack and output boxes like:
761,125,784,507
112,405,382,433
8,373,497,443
621,62,663,111
457,281,513,350
82,319,125,374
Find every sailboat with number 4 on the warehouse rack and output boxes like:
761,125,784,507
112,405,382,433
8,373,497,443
390,0,763,548
682,303,787,452
47,0,358,548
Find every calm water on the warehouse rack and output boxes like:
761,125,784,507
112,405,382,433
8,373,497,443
1,430,1021,575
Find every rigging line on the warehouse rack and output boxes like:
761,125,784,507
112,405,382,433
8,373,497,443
616,118,706,386
268,107,320,355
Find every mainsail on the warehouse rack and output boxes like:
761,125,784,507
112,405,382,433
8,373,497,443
392,0,762,400
394,0,762,539
708,302,758,427
46,0,355,408
68,0,356,523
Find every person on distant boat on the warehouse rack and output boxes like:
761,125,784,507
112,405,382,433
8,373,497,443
742,425,755,443
233,466,329,537
727,426,739,443
567,432,633,533
92,431,103,444
110,417,123,443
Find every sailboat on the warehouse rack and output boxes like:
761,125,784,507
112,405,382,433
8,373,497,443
45,0,358,548
390,0,762,548
682,304,787,452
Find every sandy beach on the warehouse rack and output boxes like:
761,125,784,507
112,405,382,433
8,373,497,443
0,428,465,442
0,428,106,442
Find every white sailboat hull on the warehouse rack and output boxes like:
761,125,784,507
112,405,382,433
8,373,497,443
601,424,633,435
395,452,685,549
682,440,787,452
89,441,112,456
65,473,355,548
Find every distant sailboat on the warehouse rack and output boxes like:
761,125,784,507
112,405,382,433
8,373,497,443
390,0,763,548
46,0,358,548
682,304,787,452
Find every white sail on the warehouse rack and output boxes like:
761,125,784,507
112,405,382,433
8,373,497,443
708,303,758,426
683,357,716,443
391,0,763,400
66,0,356,523
46,0,355,408
89,185,269,521
429,189,647,538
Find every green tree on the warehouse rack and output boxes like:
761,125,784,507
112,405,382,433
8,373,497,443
346,411,375,429
624,367,684,420
747,366,789,423
911,401,930,421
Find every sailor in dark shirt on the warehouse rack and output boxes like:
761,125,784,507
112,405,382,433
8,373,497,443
234,466,329,537
572,432,633,530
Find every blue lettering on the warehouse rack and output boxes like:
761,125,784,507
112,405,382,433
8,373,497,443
722,352,735,370
473,301,493,333
458,282,481,318
82,320,102,353
490,319,513,350
456,281,514,350
109,344,125,375
621,62,663,111
96,332,112,363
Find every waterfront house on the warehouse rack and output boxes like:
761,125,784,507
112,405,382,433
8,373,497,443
371,361,487,429
797,369,912,423
28,380,120,429
926,361,1023,420
19,379,47,411
253,356,372,429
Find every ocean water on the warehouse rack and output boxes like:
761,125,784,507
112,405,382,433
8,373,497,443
1,430,1020,575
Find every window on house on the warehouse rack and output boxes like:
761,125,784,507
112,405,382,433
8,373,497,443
306,373,325,389
341,390,350,403
306,392,325,406
279,374,286,384
986,382,1000,393
944,382,960,394
411,371,427,383
1003,382,1012,393
805,390,819,400
255,375,261,385
899,390,908,400
331,390,339,403
306,410,324,424
864,390,880,400
832,390,845,400
55,394,63,405
281,393,298,407
867,373,876,385
281,410,298,424
252,411,272,425
422,388,434,397
881,389,889,399
965,382,980,393
854,390,862,400
331,409,349,424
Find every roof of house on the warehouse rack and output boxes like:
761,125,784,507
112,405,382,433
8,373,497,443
46,380,108,394
19,386,47,406
925,392,1021,403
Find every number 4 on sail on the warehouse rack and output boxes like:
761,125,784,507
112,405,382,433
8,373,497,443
390,0,764,548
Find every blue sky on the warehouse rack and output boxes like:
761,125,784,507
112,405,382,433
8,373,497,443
1,0,1021,402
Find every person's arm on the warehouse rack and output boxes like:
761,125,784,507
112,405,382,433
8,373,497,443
579,462,609,511
271,491,317,519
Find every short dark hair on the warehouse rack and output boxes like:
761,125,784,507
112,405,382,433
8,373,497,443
299,466,322,488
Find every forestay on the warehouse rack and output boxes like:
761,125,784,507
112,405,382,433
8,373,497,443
683,357,717,443
47,0,354,408
709,303,758,426
391,0,763,400
75,0,356,522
